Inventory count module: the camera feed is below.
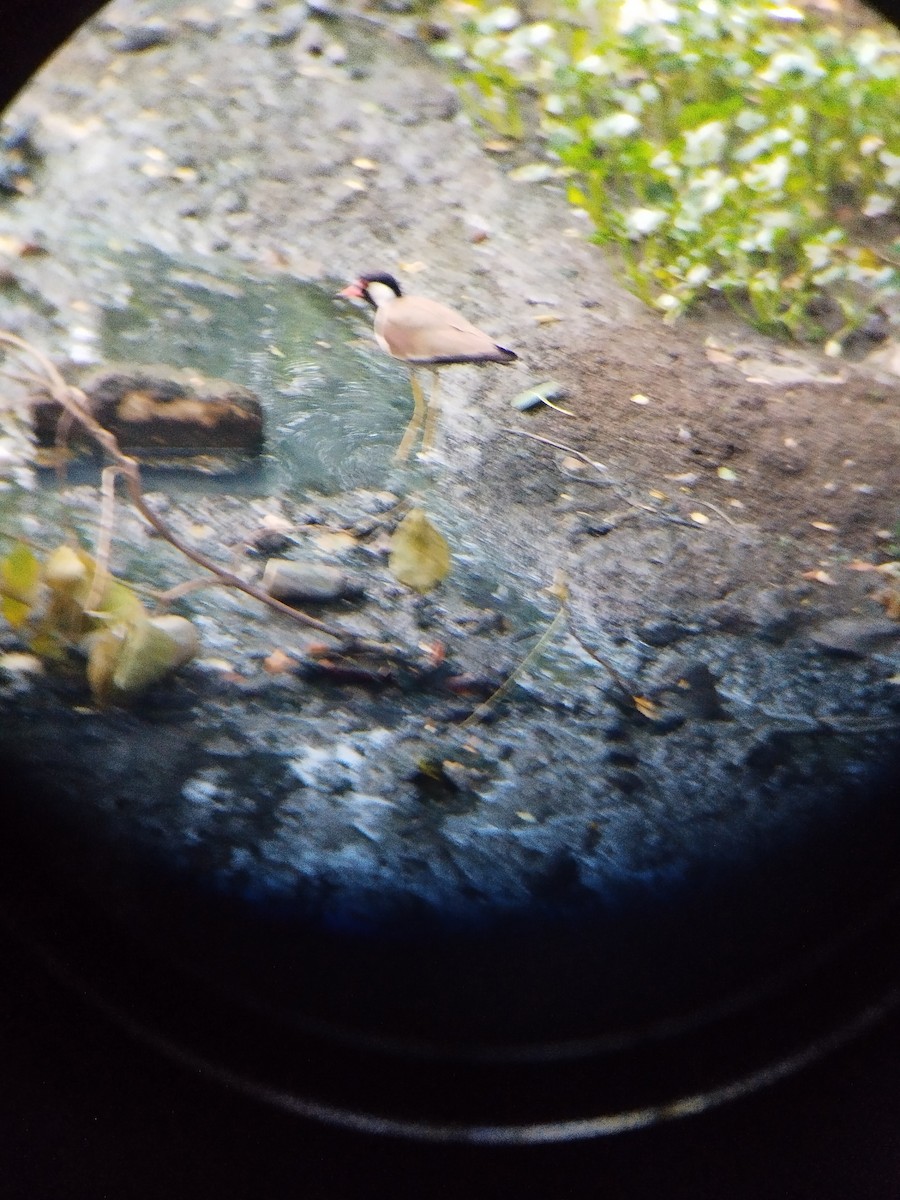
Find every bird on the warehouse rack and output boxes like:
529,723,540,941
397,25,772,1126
339,272,517,462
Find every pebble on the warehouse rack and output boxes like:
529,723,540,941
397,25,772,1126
266,2,308,44
116,23,173,53
636,619,690,648
262,559,363,604
808,616,900,658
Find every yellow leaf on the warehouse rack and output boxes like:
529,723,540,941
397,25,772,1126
85,628,124,706
633,695,661,720
0,542,41,609
44,545,89,594
112,615,197,694
1,597,31,629
389,508,451,593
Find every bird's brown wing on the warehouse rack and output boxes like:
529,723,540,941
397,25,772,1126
375,296,515,364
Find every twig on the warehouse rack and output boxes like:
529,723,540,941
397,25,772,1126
566,625,636,700
691,498,741,529
501,425,697,528
0,331,375,649
501,427,607,471
460,605,567,728
84,464,120,611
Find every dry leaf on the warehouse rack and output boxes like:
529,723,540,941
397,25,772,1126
263,648,296,675
846,560,879,571
809,521,836,532
388,508,451,593
801,569,837,585
312,530,357,554
633,695,661,720
508,163,555,183
690,511,711,525
544,570,569,604
630,393,651,405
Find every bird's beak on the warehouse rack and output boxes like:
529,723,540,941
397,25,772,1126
338,282,364,299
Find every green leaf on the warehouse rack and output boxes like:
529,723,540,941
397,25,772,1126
389,508,451,594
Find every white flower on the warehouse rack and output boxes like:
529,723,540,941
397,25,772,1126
575,54,610,75
682,120,728,167
852,31,887,68
544,93,565,115
591,112,641,140
765,6,805,21
758,48,826,84
499,45,532,71
493,6,521,32
803,229,843,268
618,0,679,34
862,193,894,218
860,135,885,157
734,131,774,162
738,210,794,252
878,149,900,187
528,22,555,47
655,293,681,311
625,206,667,237
685,264,712,285
735,110,766,133
791,139,808,155
650,148,681,181
742,154,790,192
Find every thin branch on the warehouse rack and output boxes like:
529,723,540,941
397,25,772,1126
84,463,120,611
501,427,608,471
501,425,698,528
566,624,636,700
461,605,566,728
0,331,377,649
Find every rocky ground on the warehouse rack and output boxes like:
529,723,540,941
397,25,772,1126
0,0,899,1053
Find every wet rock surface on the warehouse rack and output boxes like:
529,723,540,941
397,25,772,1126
31,366,264,461
1,0,899,1056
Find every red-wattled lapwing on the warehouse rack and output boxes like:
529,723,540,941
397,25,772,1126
339,272,517,461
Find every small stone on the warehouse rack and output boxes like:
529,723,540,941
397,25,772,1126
177,6,222,35
809,616,900,657
267,2,308,44
636,620,689,647
0,653,44,675
116,23,173,52
262,559,362,604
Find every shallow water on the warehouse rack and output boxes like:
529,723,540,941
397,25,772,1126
99,244,412,495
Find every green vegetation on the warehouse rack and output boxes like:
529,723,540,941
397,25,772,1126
439,0,900,342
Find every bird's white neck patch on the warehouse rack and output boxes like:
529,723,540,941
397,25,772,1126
365,281,399,309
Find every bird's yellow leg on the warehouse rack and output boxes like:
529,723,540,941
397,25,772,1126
394,367,426,463
420,368,441,455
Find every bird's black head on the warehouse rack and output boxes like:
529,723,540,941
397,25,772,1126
340,272,403,307
358,273,402,301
